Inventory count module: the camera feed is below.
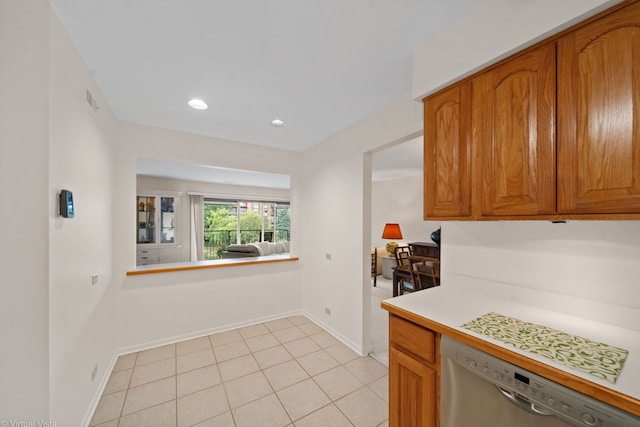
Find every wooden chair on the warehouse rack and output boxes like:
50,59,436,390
371,247,377,287
393,246,414,295
410,257,440,290
394,245,412,269
397,274,416,295
397,256,440,295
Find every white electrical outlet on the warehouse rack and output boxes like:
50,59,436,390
91,273,99,285
91,364,98,381
325,307,332,316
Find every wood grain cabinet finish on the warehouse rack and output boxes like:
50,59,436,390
423,0,640,220
389,348,436,427
558,1,640,214
474,43,556,216
424,82,472,219
388,315,439,427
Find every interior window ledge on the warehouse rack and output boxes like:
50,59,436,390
127,254,299,276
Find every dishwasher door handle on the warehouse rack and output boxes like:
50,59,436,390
495,386,556,417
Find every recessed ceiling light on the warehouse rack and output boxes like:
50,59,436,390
188,99,208,110
271,119,285,127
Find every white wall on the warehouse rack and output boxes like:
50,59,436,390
11,7,305,423
0,0,50,419
48,10,120,426
116,263,302,354
371,174,440,248
301,94,424,353
412,0,624,99
113,123,304,354
442,222,640,330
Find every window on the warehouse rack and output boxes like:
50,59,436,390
203,198,290,260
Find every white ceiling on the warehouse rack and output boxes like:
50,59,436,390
372,137,423,182
50,0,484,153
137,159,292,189
136,136,423,189
50,1,482,187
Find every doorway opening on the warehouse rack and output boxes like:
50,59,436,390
365,133,428,365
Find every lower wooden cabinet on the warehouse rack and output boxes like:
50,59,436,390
389,315,440,427
389,348,436,427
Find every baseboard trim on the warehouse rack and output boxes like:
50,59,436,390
81,309,337,426
300,310,365,357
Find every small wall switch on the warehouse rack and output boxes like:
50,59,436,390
325,253,332,261
91,273,99,285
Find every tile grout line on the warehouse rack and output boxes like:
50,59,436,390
97,316,388,426
116,352,137,427
269,320,361,424
253,335,294,426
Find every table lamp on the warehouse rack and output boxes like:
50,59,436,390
382,223,403,254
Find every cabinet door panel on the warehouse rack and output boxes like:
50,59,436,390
558,2,640,213
389,347,436,427
424,82,472,218
476,43,556,216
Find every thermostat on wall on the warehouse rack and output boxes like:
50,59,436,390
59,189,74,218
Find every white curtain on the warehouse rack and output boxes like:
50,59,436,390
190,195,204,261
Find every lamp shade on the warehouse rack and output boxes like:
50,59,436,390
381,223,403,240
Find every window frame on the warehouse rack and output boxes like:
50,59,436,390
203,197,291,260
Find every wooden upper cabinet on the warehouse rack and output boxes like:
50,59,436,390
423,0,640,220
424,82,472,219
474,43,556,216
558,1,640,214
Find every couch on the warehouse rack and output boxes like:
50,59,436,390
220,241,290,259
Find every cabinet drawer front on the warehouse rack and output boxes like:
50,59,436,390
137,248,158,255
390,315,435,364
136,247,159,264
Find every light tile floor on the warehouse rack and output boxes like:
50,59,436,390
369,276,392,367
90,315,389,427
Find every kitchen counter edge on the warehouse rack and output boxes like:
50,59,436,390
381,289,640,417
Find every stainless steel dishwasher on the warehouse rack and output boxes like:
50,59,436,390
440,336,640,427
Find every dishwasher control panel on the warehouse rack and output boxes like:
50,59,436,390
441,336,640,427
